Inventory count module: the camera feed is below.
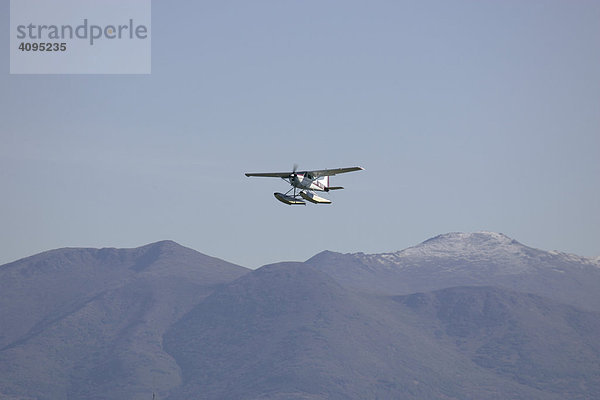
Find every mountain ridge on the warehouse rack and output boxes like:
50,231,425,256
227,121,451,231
0,241,249,400
327,231,599,268
164,261,600,399
2,233,600,399
306,231,600,311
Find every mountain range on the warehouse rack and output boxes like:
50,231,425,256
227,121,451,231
0,232,599,399
307,232,600,311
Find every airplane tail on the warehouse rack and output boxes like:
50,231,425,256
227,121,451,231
317,176,344,191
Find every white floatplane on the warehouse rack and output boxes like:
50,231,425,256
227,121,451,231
245,165,364,205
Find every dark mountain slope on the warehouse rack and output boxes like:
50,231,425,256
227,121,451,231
164,262,587,400
0,240,246,349
0,241,248,400
307,232,600,311
2,236,599,399
397,286,600,398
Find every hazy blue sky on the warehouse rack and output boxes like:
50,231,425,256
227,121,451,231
1,1,599,268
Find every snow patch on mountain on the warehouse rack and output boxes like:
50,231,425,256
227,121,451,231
400,232,523,257
350,232,600,274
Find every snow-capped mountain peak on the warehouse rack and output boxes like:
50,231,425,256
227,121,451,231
352,232,527,265
308,232,600,311
400,231,523,258
351,231,599,275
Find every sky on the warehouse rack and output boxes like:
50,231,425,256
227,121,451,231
1,0,599,268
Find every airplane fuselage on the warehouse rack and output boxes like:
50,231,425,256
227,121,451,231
287,174,328,192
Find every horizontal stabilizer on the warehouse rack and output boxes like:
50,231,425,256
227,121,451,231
327,186,344,190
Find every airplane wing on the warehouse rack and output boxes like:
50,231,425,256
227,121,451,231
245,166,363,178
245,171,292,178
309,166,364,177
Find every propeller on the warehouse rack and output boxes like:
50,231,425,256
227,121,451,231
291,164,299,197
290,163,298,180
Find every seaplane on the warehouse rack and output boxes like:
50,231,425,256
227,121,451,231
245,165,364,205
